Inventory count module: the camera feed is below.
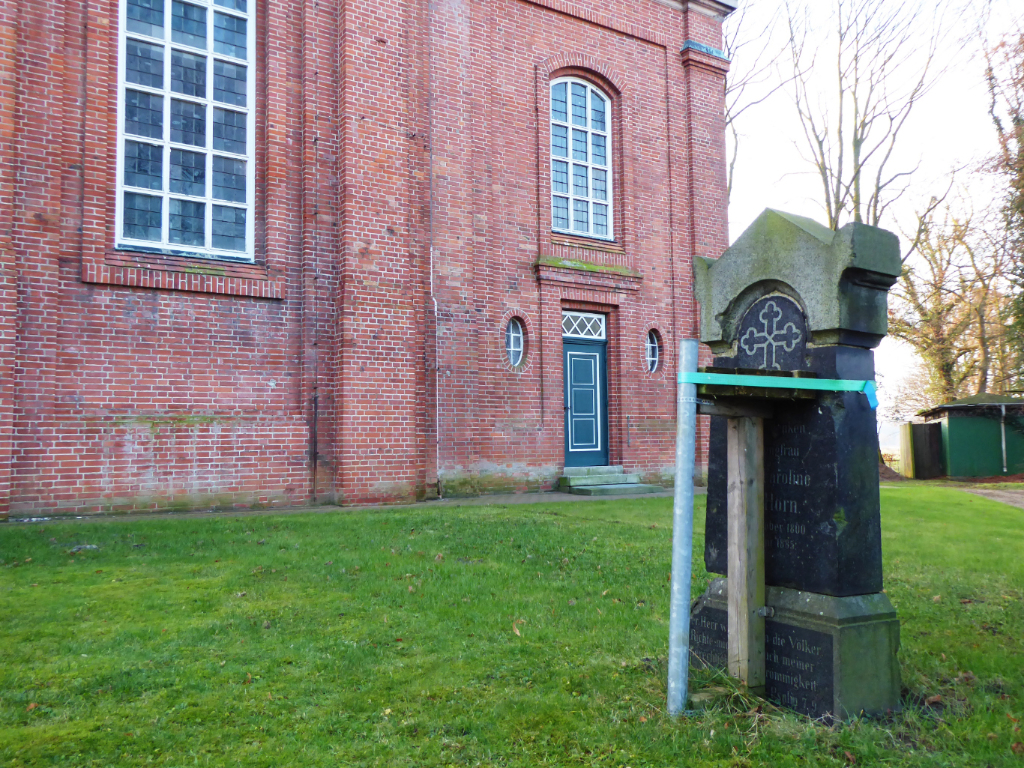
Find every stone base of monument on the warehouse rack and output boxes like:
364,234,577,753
690,579,901,721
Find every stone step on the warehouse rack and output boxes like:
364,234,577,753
558,473,641,489
566,483,665,496
561,465,624,477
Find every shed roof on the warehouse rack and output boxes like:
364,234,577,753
919,394,1024,420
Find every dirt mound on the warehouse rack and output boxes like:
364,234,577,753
879,463,903,481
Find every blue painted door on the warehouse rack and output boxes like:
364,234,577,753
563,340,609,467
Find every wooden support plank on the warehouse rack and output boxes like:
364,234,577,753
727,416,766,690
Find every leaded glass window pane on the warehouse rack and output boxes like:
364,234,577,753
551,125,568,158
591,135,606,167
213,107,246,153
126,40,164,88
214,12,246,59
170,148,206,196
125,90,163,138
571,83,587,126
573,200,588,232
551,82,567,122
123,192,162,240
214,0,246,10
572,165,588,196
212,205,245,251
552,161,569,194
553,196,569,229
591,93,606,132
572,129,588,161
171,0,206,48
169,198,205,245
172,49,206,98
213,60,246,106
124,141,163,189
213,156,246,202
592,169,607,201
171,98,205,146
127,0,164,38
593,204,608,236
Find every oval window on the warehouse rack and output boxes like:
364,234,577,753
506,318,524,367
646,330,661,373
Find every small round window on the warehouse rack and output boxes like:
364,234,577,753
646,330,661,373
506,318,525,367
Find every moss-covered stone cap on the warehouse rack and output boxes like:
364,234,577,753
694,209,901,350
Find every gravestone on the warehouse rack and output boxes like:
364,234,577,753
688,209,902,720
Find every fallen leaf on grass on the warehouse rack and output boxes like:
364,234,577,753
220,661,226,667
988,733,998,741
26,703,38,712
24,558,32,563
512,618,525,637
408,585,415,594
639,716,647,723
434,553,444,562
602,590,609,596
1012,743,1024,755
932,595,941,603
925,695,942,706
844,751,856,764
235,592,247,597
244,673,252,685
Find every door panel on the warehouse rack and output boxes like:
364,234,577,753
563,341,608,467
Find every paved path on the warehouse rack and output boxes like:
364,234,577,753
7,487,700,525
962,488,1024,510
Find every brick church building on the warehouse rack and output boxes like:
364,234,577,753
0,0,734,515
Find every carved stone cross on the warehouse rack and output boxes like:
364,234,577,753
738,300,803,370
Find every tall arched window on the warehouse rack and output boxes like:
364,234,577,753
550,77,613,241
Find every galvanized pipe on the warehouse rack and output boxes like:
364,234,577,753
667,338,699,716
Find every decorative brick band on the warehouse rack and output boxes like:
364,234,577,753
83,262,284,300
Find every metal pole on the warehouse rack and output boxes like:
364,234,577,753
667,338,699,716
1002,404,1008,475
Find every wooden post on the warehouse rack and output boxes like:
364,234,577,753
727,416,766,690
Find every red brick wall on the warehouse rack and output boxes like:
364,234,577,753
1,0,730,515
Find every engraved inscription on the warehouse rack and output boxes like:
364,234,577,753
689,607,728,669
765,621,834,718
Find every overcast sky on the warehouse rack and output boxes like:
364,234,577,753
724,0,1020,449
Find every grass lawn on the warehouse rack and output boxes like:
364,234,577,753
0,488,1021,767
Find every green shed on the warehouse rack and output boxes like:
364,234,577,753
919,395,1024,478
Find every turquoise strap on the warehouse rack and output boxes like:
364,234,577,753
678,371,878,409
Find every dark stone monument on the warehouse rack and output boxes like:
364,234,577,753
689,209,902,720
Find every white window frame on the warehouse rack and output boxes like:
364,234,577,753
646,330,661,373
550,77,614,241
561,311,606,340
114,0,256,262
505,318,525,367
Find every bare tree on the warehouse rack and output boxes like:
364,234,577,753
724,1,795,201
783,0,961,229
890,201,1017,404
